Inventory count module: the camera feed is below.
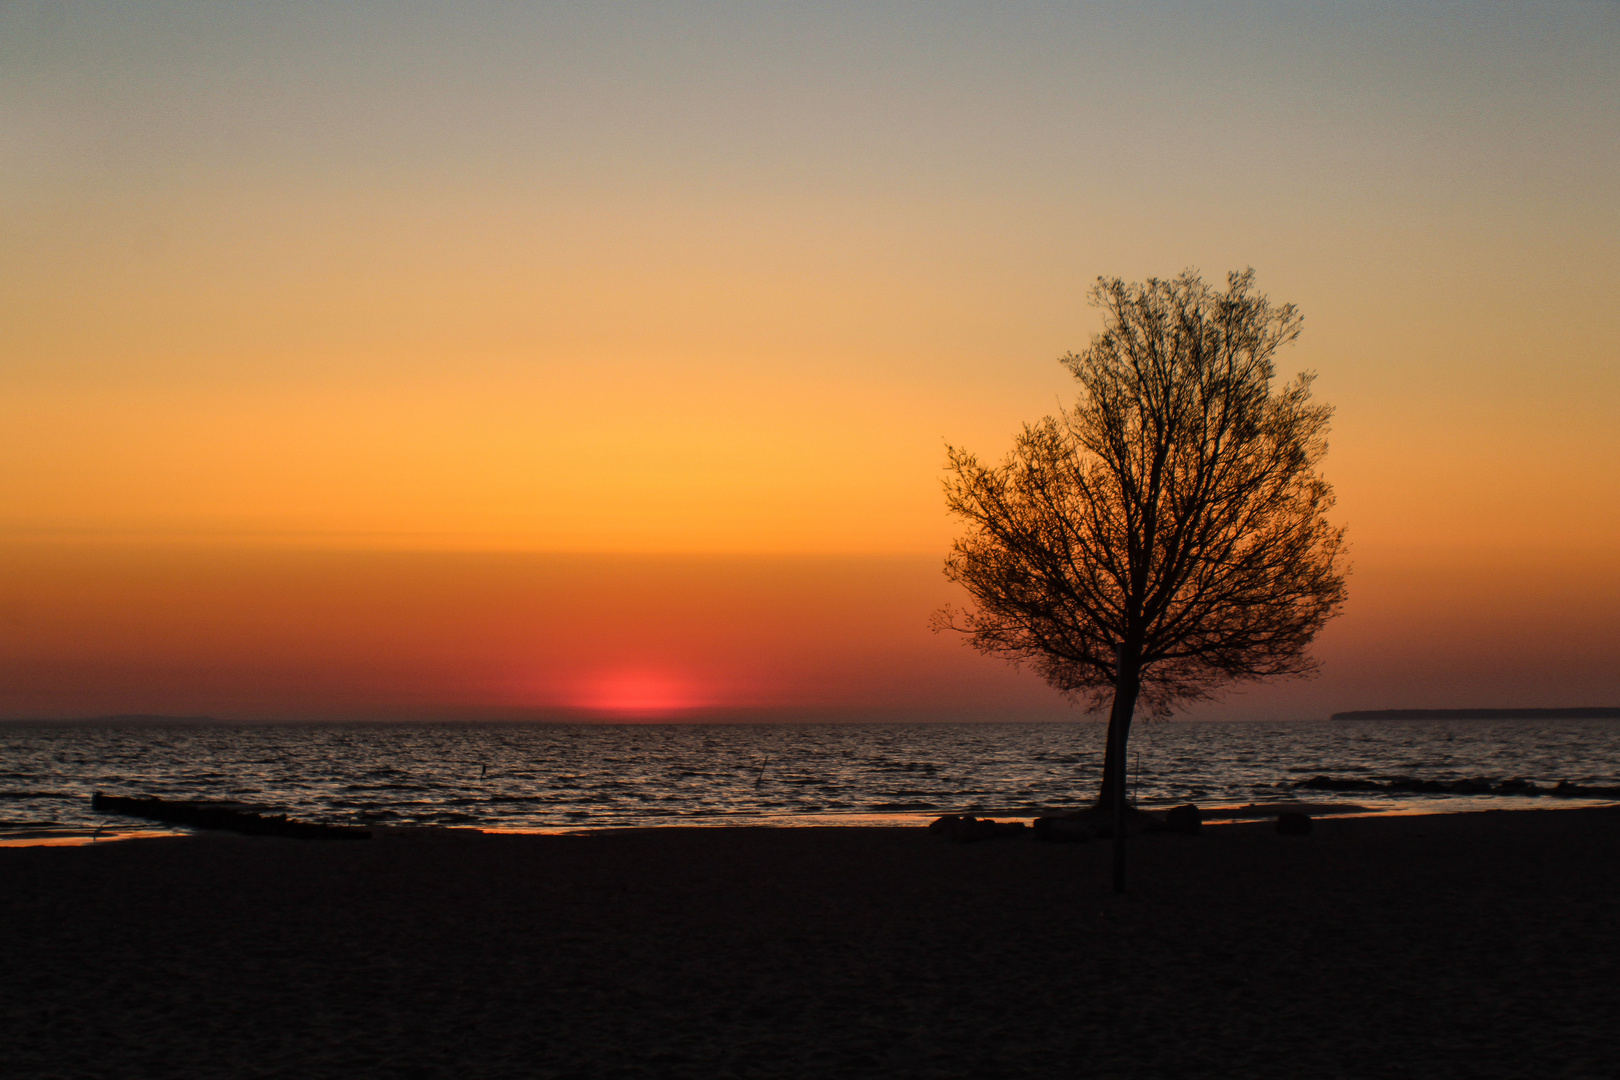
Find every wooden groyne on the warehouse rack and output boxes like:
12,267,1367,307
91,793,371,840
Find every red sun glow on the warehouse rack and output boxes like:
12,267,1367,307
576,671,706,716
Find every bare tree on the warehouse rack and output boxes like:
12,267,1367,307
936,269,1347,882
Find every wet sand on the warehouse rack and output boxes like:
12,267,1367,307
4,807,1618,1079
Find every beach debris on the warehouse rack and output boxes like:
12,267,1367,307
928,814,1026,843
91,793,371,840
1033,804,1202,842
1164,804,1202,835
1276,811,1313,836
1202,802,1367,821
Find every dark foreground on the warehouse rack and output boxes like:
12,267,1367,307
4,809,1619,1080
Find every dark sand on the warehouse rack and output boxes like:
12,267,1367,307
4,808,1618,1079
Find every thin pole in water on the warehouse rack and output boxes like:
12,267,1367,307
1112,728,1127,893
1112,643,1127,894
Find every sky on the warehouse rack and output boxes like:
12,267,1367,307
2,0,1616,720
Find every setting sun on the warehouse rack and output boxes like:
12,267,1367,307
576,671,707,717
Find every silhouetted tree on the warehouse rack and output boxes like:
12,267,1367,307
937,269,1346,883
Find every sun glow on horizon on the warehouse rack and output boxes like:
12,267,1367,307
575,670,710,718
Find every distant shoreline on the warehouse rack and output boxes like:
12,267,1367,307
1332,708,1620,721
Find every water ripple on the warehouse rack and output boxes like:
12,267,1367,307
1,718,1617,838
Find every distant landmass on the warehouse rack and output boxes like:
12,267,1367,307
1332,708,1620,721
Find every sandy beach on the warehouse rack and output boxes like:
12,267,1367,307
4,807,1618,1079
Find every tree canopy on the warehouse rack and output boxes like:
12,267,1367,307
937,269,1347,819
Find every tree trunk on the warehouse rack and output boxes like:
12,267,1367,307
1101,657,1141,894
1097,671,1141,808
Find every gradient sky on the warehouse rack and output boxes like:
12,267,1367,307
2,1,1616,719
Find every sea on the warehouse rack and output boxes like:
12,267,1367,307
4,718,1620,844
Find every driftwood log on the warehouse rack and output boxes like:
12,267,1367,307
927,815,1028,843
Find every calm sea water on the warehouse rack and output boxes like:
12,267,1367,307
4,719,1619,843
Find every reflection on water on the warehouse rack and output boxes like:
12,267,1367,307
2,719,1618,842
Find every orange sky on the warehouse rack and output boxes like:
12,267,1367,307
3,543,1615,721
2,2,1616,719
